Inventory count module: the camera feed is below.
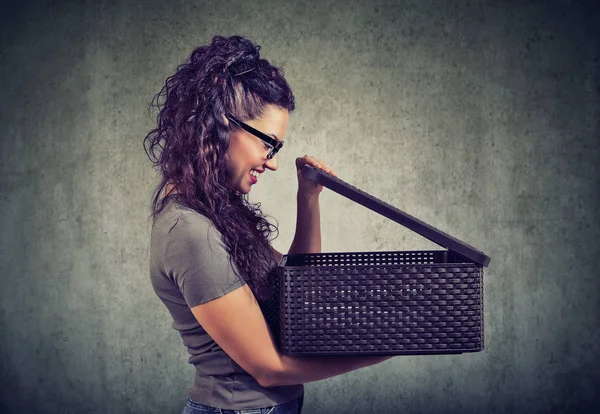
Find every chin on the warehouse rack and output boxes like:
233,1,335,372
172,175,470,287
233,184,251,195
226,179,250,195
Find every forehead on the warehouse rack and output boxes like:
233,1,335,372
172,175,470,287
251,106,289,141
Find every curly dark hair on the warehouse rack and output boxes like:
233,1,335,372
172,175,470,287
143,35,295,302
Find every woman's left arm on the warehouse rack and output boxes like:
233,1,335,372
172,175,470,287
288,192,321,254
286,155,337,255
270,192,322,259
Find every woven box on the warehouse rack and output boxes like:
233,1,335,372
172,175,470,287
261,165,491,356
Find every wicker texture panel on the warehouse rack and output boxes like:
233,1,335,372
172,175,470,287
262,251,484,356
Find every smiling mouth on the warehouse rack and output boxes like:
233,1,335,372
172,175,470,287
249,170,258,183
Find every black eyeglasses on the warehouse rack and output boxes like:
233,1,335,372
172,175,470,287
227,115,284,159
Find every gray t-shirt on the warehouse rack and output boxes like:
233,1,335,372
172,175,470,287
149,194,303,409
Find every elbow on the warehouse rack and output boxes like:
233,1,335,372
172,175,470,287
257,374,275,388
255,361,283,388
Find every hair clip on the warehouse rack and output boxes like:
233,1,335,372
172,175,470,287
228,58,257,77
228,45,260,78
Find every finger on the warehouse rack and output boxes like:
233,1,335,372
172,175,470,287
298,155,319,166
309,156,322,168
299,156,337,176
309,157,335,175
318,162,330,172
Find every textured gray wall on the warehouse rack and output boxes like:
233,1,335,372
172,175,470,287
1,0,598,413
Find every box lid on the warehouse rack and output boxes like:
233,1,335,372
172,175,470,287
301,165,491,267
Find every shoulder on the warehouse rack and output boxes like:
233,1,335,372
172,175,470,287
151,199,228,264
151,200,247,307
167,203,226,250
152,199,243,277
170,204,213,233
154,198,217,237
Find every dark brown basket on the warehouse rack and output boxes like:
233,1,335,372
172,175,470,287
261,165,490,356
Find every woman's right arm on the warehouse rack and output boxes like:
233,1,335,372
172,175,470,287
190,283,393,388
269,354,393,388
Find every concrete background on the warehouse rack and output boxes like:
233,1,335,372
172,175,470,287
1,0,598,413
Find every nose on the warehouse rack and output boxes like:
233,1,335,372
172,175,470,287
264,155,278,171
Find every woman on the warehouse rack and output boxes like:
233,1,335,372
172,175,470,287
144,35,392,414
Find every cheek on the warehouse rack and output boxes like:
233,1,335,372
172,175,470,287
224,149,246,180
226,137,244,167
229,142,256,169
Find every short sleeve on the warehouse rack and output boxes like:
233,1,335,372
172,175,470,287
163,212,246,308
